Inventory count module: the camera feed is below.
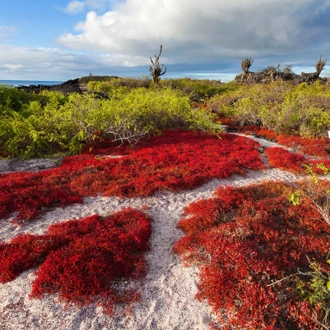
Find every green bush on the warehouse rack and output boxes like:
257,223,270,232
208,80,330,137
295,259,330,328
85,87,218,145
0,86,46,116
0,88,218,159
0,91,86,158
88,77,237,102
160,78,237,101
87,76,152,94
208,81,289,126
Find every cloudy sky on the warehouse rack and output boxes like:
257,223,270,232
0,0,330,82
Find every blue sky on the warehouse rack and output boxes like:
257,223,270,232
1,0,330,82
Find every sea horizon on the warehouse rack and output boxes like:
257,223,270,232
0,79,64,87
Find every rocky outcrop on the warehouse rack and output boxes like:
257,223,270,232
235,70,301,84
17,78,85,93
235,70,328,85
17,76,119,94
300,71,320,83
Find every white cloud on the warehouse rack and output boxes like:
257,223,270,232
2,0,330,81
0,43,327,82
0,25,16,40
0,45,103,80
0,64,24,72
63,0,114,14
101,53,149,66
57,0,330,66
64,1,85,14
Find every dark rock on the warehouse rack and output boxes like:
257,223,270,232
300,71,319,83
235,71,302,84
17,78,84,94
16,76,120,94
235,70,329,85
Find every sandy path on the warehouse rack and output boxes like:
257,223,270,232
0,134,307,330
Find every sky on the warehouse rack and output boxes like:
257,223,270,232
0,0,330,82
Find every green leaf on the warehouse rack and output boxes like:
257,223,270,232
289,192,300,206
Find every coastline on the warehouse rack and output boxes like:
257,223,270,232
0,80,64,87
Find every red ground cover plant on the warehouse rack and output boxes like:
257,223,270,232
276,133,330,158
0,208,151,314
173,182,330,329
0,130,265,225
0,171,83,224
215,115,235,126
240,126,330,157
264,146,330,174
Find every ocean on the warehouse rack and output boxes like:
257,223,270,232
0,80,64,87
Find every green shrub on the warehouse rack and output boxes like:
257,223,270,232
160,78,237,101
87,77,152,94
208,80,330,137
295,259,330,327
0,86,46,115
0,91,89,158
0,88,218,158
85,87,219,146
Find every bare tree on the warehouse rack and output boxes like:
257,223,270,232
241,57,254,74
149,45,167,84
315,54,327,77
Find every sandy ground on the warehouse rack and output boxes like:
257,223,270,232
0,135,304,330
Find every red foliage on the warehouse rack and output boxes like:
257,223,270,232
216,115,235,126
256,128,279,141
276,134,330,158
0,234,67,283
0,130,265,225
264,147,306,173
265,146,330,174
174,181,330,329
177,186,245,236
82,136,138,156
240,125,330,157
0,208,151,314
0,171,83,224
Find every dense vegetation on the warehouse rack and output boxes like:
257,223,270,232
1,77,330,328
2,77,330,159
0,130,265,225
0,208,151,315
0,82,222,159
174,181,330,329
208,80,330,138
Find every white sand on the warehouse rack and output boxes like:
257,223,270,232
0,136,305,330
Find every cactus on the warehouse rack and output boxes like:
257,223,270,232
241,57,254,74
315,54,327,77
149,45,167,84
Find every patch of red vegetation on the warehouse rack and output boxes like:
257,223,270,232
240,126,330,157
174,182,330,329
276,134,330,158
0,130,265,225
265,146,330,174
0,208,151,314
216,115,235,126
0,171,83,224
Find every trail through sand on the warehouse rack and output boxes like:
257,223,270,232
0,135,309,330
